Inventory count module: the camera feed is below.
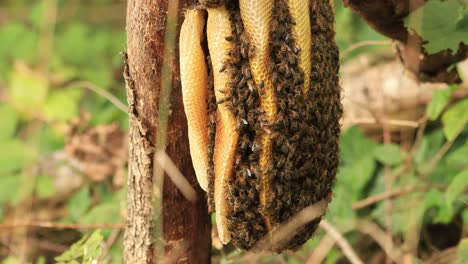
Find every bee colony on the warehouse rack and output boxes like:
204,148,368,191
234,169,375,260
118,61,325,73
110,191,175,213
179,0,342,251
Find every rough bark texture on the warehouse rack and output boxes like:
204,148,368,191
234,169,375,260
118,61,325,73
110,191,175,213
124,0,211,263
343,0,468,83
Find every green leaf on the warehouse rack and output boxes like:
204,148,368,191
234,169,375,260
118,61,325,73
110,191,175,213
339,154,376,196
8,65,49,117
11,174,37,206
446,141,468,167
0,104,19,141
445,169,468,204
374,144,407,165
35,256,46,264
427,85,458,120
404,0,468,54
0,175,21,204
81,202,121,225
424,189,453,223
442,98,468,140
0,140,29,174
43,88,82,122
68,186,92,221
0,23,38,66
1,256,21,264
55,230,103,264
39,126,65,154
414,129,445,165
454,239,468,264
36,175,55,199
340,126,377,164
327,183,356,231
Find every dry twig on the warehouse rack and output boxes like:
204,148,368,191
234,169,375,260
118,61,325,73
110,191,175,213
340,40,393,60
319,220,364,264
154,150,197,202
0,221,124,230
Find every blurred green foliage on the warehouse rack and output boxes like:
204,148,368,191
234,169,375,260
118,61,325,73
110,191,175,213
404,0,468,54
0,0,467,263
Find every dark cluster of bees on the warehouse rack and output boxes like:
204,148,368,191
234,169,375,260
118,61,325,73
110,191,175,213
203,0,342,251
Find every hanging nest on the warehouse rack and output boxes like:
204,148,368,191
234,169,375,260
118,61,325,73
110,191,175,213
179,0,342,252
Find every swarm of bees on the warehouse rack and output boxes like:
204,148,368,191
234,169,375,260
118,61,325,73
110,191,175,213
179,0,342,251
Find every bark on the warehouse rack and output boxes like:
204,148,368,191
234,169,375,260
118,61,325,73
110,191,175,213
124,0,211,263
343,0,468,84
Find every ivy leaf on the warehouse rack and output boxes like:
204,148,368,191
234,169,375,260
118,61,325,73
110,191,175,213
374,144,407,165
442,98,468,140
404,0,468,54
427,85,458,120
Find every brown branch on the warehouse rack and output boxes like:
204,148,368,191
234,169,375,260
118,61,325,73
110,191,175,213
319,220,364,264
0,222,124,230
352,185,420,210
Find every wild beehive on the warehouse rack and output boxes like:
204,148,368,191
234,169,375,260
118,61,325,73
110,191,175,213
179,0,342,251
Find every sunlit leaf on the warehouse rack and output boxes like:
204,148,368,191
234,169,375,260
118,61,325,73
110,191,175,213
43,88,82,122
55,230,103,264
445,169,468,204
424,189,453,223
0,104,19,141
405,0,468,54
36,175,56,199
8,64,48,117
374,144,407,165
427,85,458,120
0,140,29,174
442,98,468,140
0,175,21,204
340,126,376,164
68,186,92,221
454,239,468,264
446,141,468,167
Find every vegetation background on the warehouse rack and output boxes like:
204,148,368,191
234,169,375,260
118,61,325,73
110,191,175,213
0,0,466,263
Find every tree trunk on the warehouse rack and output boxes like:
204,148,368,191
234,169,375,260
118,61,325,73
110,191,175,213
124,0,211,263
